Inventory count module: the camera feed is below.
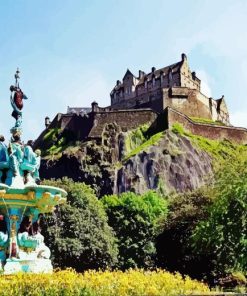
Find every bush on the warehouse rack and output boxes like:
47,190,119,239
41,178,118,271
0,269,210,296
156,188,214,279
102,191,168,269
192,157,247,275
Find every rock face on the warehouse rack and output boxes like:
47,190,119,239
116,131,212,194
40,130,213,197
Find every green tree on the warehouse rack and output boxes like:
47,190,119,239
192,157,247,274
102,191,168,269
41,178,118,271
156,188,214,279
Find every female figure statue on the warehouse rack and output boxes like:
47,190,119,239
17,216,37,259
31,221,51,259
10,85,28,129
21,140,36,184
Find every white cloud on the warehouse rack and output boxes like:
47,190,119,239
171,2,247,61
196,69,212,97
59,71,111,109
230,111,247,128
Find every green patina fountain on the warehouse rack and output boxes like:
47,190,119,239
0,69,67,274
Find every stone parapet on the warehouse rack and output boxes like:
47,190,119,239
166,107,247,144
89,109,157,138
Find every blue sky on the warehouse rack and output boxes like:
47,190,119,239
0,0,247,141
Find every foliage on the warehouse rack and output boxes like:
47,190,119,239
0,269,210,296
102,191,168,269
124,131,164,160
41,178,118,271
156,187,214,279
41,128,75,156
192,157,247,275
125,124,149,153
43,127,61,142
171,123,247,167
189,116,226,126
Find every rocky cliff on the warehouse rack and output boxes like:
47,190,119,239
39,122,216,197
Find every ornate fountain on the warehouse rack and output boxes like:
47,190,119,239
0,69,67,274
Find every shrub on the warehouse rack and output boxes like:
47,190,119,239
41,178,118,271
102,191,168,269
156,188,214,279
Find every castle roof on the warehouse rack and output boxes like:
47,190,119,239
111,60,183,93
123,69,135,79
137,61,182,85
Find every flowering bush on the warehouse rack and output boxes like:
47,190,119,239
0,269,210,296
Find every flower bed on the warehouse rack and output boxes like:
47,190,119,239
0,269,209,296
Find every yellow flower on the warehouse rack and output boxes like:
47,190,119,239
0,268,210,296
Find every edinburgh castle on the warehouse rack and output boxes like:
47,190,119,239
35,54,247,147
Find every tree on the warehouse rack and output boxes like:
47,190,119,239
156,188,214,279
102,191,168,269
192,157,247,275
41,178,118,271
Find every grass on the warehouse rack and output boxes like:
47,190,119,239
124,123,150,153
43,128,62,141
124,131,164,160
172,123,247,167
189,116,226,126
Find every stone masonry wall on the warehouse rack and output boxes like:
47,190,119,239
167,107,247,144
89,109,157,138
163,88,212,120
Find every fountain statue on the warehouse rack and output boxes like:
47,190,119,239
0,69,67,274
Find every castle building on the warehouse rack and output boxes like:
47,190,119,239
36,53,247,152
110,53,230,125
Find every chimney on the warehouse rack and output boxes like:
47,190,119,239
181,53,187,61
91,101,99,113
116,80,121,86
151,67,156,72
45,116,50,128
139,70,144,79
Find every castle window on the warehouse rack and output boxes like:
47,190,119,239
152,77,155,87
145,80,147,89
169,71,173,82
125,86,131,95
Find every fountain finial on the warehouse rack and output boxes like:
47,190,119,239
14,68,20,87
10,68,28,138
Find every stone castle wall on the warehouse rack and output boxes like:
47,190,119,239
163,88,213,120
35,108,158,148
89,109,157,138
167,107,247,144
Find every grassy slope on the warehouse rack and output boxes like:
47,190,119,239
171,123,247,168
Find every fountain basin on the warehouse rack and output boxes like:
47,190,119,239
0,183,66,214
